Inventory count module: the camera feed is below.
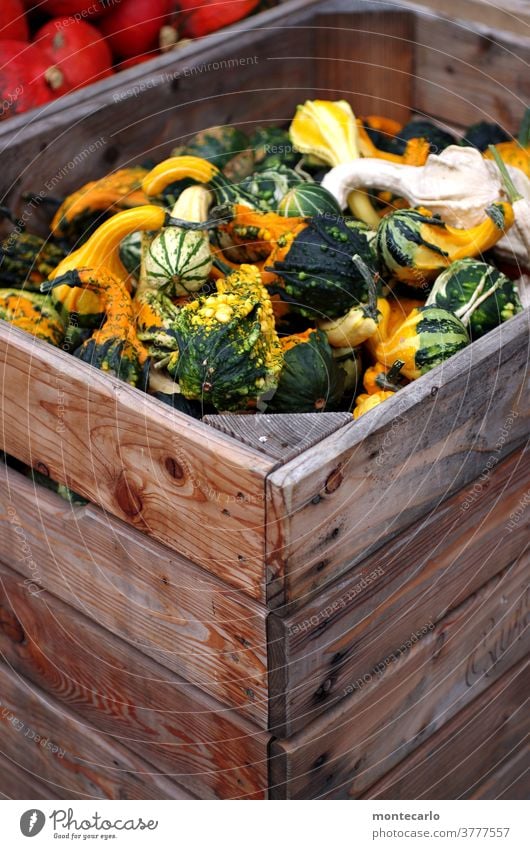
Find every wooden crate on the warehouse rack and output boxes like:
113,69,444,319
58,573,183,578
0,0,529,799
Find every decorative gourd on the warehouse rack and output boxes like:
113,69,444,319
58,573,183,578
165,264,283,411
250,126,302,170
391,120,456,155
49,205,167,328
375,204,514,286
142,155,262,210
278,183,342,218
51,167,150,241
426,258,522,338
363,359,407,394
42,268,149,387
354,390,395,419
143,186,213,296
0,289,64,346
240,166,305,211
364,297,391,360
332,345,362,398
119,231,142,280
0,40,63,120
0,233,66,290
289,99,380,226
267,329,345,413
375,305,469,380
265,216,375,318
483,108,530,178
171,126,250,170
362,115,402,153
461,121,510,151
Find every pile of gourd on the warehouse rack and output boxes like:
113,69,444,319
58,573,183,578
1,100,528,419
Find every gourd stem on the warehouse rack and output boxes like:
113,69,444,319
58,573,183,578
517,107,530,148
376,359,404,392
489,145,522,202
352,253,378,319
167,216,221,231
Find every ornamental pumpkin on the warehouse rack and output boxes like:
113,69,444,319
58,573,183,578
165,264,283,411
375,305,469,380
354,390,395,419
375,204,514,287
48,204,167,328
0,232,67,290
278,183,342,218
0,289,64,346
42,268,149,387
50,167,151,242
483,107,530,178
142,155,262,210
265,216,375,319
250,126,302,171
240,165,306,212
426,258,522,338
267,329,345,413
143,185,213,296
171,125,252,175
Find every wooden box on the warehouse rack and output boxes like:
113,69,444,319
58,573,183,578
0,0,529,799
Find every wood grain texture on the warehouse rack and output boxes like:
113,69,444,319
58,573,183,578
0,662,195,800
471,745,530,800
414,14,530,132
0,754,57,800
0,464,268,726
269,445,530,735
400,0,530,36
314,10,414,122
0,322,273,601
269,554,530,798
266,308,530,608
203,413,352,463
363,658,529,799
0,561,269,800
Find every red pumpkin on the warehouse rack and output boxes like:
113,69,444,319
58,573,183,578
174,0,261,39
40,1,108,15
34,17,113,94
0,0,29,42
0,40,62,119
99,0,170,59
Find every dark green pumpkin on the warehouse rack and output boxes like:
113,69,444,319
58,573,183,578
278,183,342,218
171,125,249,168
0,233,67,290
426,258,522,338
391,120,456,155
267,215,374,319
250,126,302,170
267,329,345,413
461,121,510,151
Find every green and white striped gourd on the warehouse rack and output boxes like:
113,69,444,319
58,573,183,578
426,258,522,338
278,183,342,218
144,185,213,296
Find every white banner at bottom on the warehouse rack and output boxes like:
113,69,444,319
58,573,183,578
2,799,527,848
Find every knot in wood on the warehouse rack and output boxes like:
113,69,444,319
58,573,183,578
0,605,25,643
164,456,185,482
325,466,344,493
115,473,143,517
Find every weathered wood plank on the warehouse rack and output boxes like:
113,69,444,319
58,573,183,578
363,658,530,799
314,11,414,123
0,561,269,800
266,309,530,608
0,754,57,800
0,663,195,800
414,15,530,132
204,413,352,463
0,322,273,601
269,445,530,735
0,464,268,726
471,746,530,800
269,554,530,798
